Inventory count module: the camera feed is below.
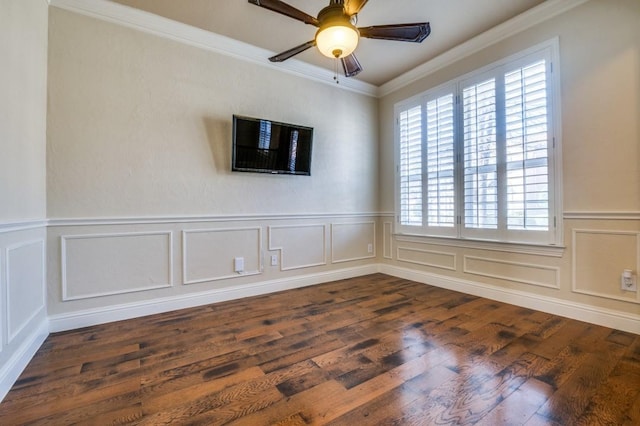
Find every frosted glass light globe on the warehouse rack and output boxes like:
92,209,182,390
316,24,359,58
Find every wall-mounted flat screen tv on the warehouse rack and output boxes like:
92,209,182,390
232,115,313,176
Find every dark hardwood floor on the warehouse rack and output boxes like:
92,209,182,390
1,273,638,425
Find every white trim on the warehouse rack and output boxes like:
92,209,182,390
330,221,376,264
0,318,48,403
0,244,3,353
394,234,564,257
383,222,393,259
396,247,457,271
48,212,379,227
571,229,640,304
5,240,47,343
380,264,640,335
0,220,47,234
60,231,174,301
182,227,263,285
463,255,560,290
564,211,640,220
268,224,327,271
47,0,377,97
46,0,589,98
394,38,563,247
379,0,590,96
48,264,379,332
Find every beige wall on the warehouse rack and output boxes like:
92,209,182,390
0,0,48,221
46,8,378,218
45,7,380,324
379,0,640,324
0,0,49,399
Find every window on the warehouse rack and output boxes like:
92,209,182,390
395,40,561,245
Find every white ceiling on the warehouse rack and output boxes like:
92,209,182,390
110,0,546,86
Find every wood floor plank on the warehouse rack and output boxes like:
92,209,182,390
0,273,637,425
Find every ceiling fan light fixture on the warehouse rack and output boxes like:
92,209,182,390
316,22,359,58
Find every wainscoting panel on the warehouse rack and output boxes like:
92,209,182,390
383,222,393,259
0,225,49,403
397,246,456,271
5,240,45,343
331,222,375,263
61,231,173,300
268,224,326,271
0,245,4,353
183,227,262,285
572,229,640,303
464,255,560,289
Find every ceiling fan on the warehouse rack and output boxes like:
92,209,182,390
247,0,431,78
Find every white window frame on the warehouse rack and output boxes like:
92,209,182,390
394,38,563,246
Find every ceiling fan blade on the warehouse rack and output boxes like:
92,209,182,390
269,40,316,62
247,0,319,26
358,23,431,43
345,0,368,16
341,53,363,77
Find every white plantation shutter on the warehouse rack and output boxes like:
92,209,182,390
463,79,498,230
504,60,549,231
395,39,559,245
426,94,455,227
399,105,423,226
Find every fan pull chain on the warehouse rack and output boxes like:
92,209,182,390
333,57,340,84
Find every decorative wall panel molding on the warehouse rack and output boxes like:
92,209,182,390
0,256,3,352
61,231,173,300
331,222,376,264
268,224,326,271
397,246,456,271
383,222,393,259
182,227,262,285
5,240,46,343
463,255,560,289
395,235,564,257
572,229,640,304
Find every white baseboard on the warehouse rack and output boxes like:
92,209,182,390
380,264,640,335
0,318,49,402
49,264,379,332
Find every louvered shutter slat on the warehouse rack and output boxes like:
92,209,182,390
399,105,423,226
505,60,550,231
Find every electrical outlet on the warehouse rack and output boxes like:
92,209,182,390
270,254,278,266
367,243,373,254
621,270,637,292
234,257,244,273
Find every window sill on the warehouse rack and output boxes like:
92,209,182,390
394,233,565,258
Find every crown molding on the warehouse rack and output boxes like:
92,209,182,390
48,0,590,99
378,0,591,97
47,0,378,97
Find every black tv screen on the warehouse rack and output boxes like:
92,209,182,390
232,115,313,176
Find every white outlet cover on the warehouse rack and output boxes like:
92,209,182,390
621,274,637,292
234,257,244,272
